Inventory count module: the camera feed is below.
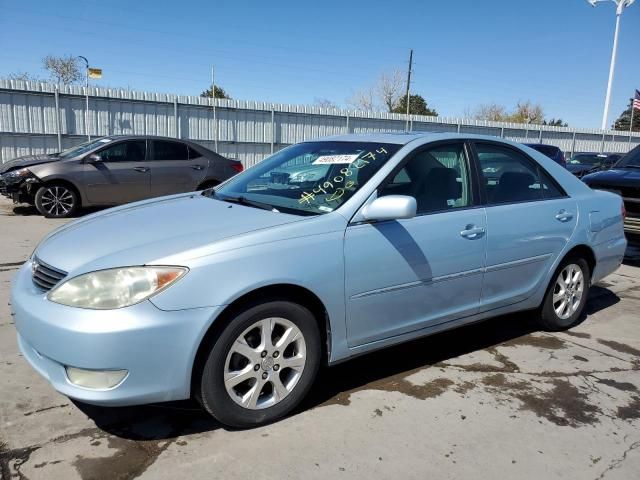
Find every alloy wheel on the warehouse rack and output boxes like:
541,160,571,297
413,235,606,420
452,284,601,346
224,317,307,409
39,186,75,217
552,263,584,320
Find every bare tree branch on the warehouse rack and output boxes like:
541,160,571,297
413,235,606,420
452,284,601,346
43,55,83,85
377,69,404,112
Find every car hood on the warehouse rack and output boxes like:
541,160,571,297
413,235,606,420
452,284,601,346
0,154,59,174
566,163,597,174
35,193,307,274
582,168,640,187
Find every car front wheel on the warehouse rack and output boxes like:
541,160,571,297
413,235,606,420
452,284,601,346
34,183,79,218
198,301,321,428
538,256,590,331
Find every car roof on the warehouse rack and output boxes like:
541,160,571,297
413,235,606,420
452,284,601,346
308,132,517,146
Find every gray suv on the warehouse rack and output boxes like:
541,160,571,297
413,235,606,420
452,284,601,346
0,135,243,218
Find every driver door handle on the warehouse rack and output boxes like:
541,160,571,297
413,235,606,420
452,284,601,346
133,166,149,173
555,210,573,222
460,225,486,240
191,165,204,170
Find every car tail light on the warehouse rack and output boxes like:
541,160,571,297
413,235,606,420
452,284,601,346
231,162,244,173
621,201,626,220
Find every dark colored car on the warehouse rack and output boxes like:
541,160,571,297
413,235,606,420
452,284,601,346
524,143,566,167
566,152,619,178
0,136,243,218
582,144,640,234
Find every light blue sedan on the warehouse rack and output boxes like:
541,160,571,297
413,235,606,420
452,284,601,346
11,133,627,427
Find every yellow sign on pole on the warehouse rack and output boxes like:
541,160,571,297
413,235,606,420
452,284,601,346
88,68,102,79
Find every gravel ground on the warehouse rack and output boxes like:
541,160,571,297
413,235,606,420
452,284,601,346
1,198,639,480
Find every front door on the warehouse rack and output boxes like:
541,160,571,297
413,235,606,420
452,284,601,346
149,140,207,197
83,139,150,204
344,142,487,347
472,141,577,311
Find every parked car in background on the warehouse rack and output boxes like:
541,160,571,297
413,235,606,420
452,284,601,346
12,133,626,428
582,144,640,234
566,152,619,178
524,143,566,167
0,136,242,218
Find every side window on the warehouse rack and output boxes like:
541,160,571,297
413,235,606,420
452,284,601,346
476,143,543,204
540,170,564,199
188,146,202,159
380,143,471,214
153,141,189,161
98,140,146,162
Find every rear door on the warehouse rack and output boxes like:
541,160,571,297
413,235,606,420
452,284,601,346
83,139,150,204
471,141,577,311
149,140,208,197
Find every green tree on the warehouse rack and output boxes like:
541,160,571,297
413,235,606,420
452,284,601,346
200,85,231,99
392,94,438,116
43,55,83,85
543,118,568,127
613,100,640,132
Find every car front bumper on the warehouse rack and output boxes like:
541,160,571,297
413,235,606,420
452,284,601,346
11,262,222,406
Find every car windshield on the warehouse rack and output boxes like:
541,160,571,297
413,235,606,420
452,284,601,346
57,137,114,159
615,145,640,168
569,154,605,166
211,141,401,215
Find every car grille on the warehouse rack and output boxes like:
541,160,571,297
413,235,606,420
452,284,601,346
32,258,67,291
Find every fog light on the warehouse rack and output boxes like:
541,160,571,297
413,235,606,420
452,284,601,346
65,366,128,389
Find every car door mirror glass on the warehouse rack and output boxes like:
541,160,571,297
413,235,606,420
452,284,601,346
86,153,101,163
362,195,416,222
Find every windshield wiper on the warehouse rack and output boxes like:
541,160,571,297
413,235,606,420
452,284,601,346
619,164,640,169
214,193,279,212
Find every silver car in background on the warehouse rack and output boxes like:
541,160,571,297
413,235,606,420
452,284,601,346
0,135,243,217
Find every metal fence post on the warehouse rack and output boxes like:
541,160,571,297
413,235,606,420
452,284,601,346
500,127,504,138
213,98,218,152
571,132,577,157
538,128,543,143
345,113,350,133
54,87,62,151
270,109,275,154
600,131,606,153
174,97,178,138
456,120,461,133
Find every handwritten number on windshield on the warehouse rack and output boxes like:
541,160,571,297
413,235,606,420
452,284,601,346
298,147,388,206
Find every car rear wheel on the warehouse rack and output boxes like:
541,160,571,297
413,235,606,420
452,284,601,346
198,301,321,428
34,183,79,218
538,256,590,331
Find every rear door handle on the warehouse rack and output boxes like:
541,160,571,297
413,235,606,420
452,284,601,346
555,210,573,222
191,165,204,171
460,225,486,239
133,166,149,173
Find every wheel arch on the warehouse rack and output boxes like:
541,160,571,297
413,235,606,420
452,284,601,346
563,244,596,278
196,178,221,190
190,283,331,396
38,177,83,207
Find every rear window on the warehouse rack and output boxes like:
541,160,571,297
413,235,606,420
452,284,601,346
528,145,558,157
152,140,188,161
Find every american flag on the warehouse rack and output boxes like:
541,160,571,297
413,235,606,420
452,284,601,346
634,90,640,111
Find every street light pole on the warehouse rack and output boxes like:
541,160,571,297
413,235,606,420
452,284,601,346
587,0,636,130
78,56,90,140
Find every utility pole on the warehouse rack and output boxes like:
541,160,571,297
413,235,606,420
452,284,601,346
78,55,90,140
404,49,413,131
211,65,218,152
586,0,636,130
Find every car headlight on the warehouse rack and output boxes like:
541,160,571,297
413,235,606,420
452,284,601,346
47,266,188,309
4,167,32,178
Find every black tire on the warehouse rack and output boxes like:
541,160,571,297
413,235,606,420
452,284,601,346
198,301,321,428
34,183,79,218
538,256,591,331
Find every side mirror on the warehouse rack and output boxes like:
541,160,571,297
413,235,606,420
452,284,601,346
86,153,101,163
361,195,417,222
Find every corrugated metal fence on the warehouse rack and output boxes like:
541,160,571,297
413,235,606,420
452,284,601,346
1,79,639,167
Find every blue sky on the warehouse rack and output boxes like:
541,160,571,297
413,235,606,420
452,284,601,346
0,0,638,128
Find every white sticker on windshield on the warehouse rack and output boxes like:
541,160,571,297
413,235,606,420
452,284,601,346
312,154,359,165
318,205,334,212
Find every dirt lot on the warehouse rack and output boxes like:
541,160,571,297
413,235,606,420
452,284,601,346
1,198,640,480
